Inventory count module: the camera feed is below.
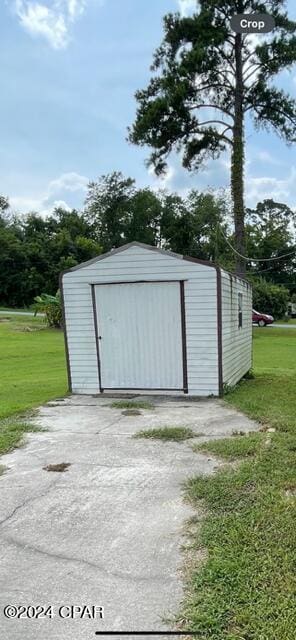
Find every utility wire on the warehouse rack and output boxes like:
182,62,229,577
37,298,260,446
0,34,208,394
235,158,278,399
252,265,295,274
219,226,296,262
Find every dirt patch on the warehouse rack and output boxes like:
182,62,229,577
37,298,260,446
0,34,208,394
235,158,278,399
283,484,296,498
43,462,71,472
122,409,142,416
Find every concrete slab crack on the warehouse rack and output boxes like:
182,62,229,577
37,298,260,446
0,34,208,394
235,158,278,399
0,479,61,528
97,415,125,433
1,535,170,585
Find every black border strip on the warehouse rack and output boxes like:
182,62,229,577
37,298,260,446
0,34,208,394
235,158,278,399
91,284,103,393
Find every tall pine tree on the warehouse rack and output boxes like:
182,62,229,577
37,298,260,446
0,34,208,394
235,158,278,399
129,0,296,275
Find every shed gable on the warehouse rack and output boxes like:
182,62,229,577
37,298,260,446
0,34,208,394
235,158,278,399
63,242,216,282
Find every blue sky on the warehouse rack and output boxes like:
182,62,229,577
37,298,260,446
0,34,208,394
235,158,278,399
1,0,296,215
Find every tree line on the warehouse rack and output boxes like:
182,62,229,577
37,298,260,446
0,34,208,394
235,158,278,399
0,172,295,310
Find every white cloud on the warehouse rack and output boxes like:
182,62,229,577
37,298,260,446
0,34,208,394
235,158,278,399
256,150,278,164
67,0,86,21
177,0,197,18
47,171,89,194
10,171,89,215
11,1,92,49
10,194,44,211
146,151,296,212
147,164,176,191
40,198,72,216
245,166,296,206
250,150,285,168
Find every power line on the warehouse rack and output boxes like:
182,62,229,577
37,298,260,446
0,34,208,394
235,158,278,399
252,265,295,274
219,226,296,262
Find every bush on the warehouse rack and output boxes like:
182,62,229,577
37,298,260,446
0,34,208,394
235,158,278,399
252,279,289,319
34,291,62,328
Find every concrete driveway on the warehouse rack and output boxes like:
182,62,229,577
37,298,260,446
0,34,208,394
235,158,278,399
0,395,258,640
0,310,44,316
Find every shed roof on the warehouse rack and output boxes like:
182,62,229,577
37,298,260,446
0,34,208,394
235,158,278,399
62,241,250,287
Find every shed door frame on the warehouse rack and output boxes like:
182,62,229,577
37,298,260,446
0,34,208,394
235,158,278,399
91,280,188,394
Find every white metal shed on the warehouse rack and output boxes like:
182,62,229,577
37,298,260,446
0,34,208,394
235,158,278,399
61,242,252,397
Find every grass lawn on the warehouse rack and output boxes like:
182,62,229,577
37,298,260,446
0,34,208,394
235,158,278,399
227,328,296,431
275,318,296,325
181,327,296,640
0,314,67,456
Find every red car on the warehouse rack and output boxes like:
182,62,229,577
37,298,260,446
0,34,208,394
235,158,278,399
252,309,274,327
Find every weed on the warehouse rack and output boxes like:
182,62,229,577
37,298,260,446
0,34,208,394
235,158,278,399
110,400,154,410
134,426,196,442
0,420,43,455
193,432,264,461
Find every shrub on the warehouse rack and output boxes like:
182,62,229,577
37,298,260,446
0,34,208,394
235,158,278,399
34,291,62,328
252,279,289,319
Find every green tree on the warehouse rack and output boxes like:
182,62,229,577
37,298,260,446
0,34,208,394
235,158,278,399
245,199,296,290
160,189,233,265
83,174,233,261
0,222,29,306
124,189,163,246
0,195,9,215
252,278,289,319
84,173,167,249
0,207,101,307
186,190,232,264
129,0,296,275
160,191,193,254
84,172,135,251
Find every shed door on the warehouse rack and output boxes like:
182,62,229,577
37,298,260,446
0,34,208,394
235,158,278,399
95,282,184,390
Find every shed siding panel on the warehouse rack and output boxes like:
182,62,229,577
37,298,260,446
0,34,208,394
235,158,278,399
62,246,219,396
221,271,252,387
